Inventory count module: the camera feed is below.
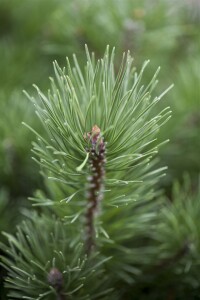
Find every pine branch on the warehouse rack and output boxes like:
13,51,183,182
23,46,172,248
0,213,112,299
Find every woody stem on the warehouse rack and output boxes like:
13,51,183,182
85,135,106,254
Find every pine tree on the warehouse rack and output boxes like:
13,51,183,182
0,46,180,299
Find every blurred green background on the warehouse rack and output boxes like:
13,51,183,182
0,0,200,297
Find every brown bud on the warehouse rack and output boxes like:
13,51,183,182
47,268,63,291
84,125,103,146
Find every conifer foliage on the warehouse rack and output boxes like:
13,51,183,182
0,47,173,299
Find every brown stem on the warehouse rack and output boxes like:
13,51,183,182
84,125,106,254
